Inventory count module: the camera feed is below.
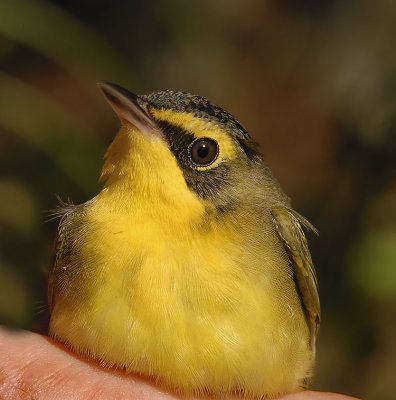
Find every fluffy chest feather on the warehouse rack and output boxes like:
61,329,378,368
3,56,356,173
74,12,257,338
49,194,311,396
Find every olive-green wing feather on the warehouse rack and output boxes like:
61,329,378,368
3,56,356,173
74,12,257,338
271,206,320,353
48,202,77,312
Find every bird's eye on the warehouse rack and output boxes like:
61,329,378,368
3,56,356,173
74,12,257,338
188,138,219,167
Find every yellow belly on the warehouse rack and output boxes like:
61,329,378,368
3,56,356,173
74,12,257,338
49,196,312,397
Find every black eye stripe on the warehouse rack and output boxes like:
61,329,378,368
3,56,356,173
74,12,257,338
155,119,230,200
156,120,194,163
188,138,219,167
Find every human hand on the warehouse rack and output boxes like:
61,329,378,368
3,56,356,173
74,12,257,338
0,328,359,400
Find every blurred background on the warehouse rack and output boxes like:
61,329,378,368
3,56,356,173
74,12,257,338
0,0,395,398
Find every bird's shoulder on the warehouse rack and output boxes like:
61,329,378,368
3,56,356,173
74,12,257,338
270,206,320,353
48,201,89,310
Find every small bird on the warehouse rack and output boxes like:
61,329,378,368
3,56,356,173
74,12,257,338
48,82,320,398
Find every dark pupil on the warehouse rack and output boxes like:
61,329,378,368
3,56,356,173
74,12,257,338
190,138,218,166
197,143,210,159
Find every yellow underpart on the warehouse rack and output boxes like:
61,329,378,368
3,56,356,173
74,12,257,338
151,108,238,170
99,125,204,224
49,124,312,397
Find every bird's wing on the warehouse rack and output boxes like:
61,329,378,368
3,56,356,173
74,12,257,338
271,206,320,353
48,203,76,312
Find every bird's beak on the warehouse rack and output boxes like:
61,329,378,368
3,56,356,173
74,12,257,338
97,82,157,134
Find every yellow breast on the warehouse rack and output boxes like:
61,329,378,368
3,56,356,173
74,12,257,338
49,126,312,397
50,195,311,397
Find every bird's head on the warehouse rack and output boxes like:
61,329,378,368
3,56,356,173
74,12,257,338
98,82,286,218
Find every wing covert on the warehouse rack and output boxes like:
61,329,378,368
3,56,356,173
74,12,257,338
271,206,320,352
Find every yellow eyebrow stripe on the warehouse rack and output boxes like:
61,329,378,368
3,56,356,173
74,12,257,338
150,108,215,134
150,108,238,164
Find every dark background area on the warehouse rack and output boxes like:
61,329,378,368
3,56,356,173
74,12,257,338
1,1,395,398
